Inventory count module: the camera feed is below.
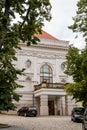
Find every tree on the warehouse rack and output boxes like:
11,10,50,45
65,46,87,107
65,0,87,107
69,0,87,43
0,0,51,111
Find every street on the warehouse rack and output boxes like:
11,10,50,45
0,114,82,130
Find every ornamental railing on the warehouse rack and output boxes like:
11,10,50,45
34,82,67,91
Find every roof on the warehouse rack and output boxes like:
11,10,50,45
34,30,58,40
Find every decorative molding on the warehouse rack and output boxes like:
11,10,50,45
17,49,66,59
61,79,66,83
19,38,69,49
59,75,68,78
16,91,33,94
25,59,31,68
61,62,65,70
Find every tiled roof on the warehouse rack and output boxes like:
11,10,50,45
34,30,58,40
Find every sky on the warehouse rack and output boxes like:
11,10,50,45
43,0,85,49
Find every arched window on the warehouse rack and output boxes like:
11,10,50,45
40,64,53,83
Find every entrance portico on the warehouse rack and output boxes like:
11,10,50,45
34,83,68,116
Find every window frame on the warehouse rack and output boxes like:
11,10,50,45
40,64,53,83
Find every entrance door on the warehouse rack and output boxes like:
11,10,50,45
48,101,54,115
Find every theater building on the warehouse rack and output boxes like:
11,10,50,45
15,31,77,116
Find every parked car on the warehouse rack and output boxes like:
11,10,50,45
17,106,37,117
82,108,87,130
71,107,85,122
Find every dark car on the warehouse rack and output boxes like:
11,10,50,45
17,106,37,117
82,108,87,130
71,107,85,122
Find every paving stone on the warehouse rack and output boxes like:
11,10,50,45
0,115,82,130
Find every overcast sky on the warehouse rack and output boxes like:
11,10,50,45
43,0,85,49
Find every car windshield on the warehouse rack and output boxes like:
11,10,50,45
28,107,36,110
74,108,85,115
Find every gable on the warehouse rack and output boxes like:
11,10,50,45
34,30,58,40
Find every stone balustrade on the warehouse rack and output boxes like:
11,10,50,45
34,82,67,91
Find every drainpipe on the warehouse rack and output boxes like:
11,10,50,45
32,92,34,106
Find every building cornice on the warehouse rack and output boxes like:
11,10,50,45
17,49,66,59
19,38,69,51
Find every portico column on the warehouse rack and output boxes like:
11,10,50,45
40,95,48,116
65,95,68,115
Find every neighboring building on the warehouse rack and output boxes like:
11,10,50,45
14,31,78,116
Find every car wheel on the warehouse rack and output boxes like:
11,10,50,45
17,112,20,116
24,113,27,117
34,114,36,117
71,117,73,121
82,123,86,130
72,117,76,122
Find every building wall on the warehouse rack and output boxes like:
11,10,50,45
13,38,77,116
16,41,70,84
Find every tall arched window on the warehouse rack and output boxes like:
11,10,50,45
40,64,53,83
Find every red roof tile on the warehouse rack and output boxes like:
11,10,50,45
34,30,58,40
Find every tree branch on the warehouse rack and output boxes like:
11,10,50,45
0,0,10,49
19,6,30,41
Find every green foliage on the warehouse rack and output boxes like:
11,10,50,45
65,46,87,107
0,0,51,111
69,0,87,43
65,47,83,82
67,0,87,106
0,0,52,48
0,39,24,111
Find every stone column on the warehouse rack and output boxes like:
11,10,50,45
60,96,68,115
40,95,48,116
65,95,68,115
54,98,57,115
61,95,68,115
60,97,64,115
